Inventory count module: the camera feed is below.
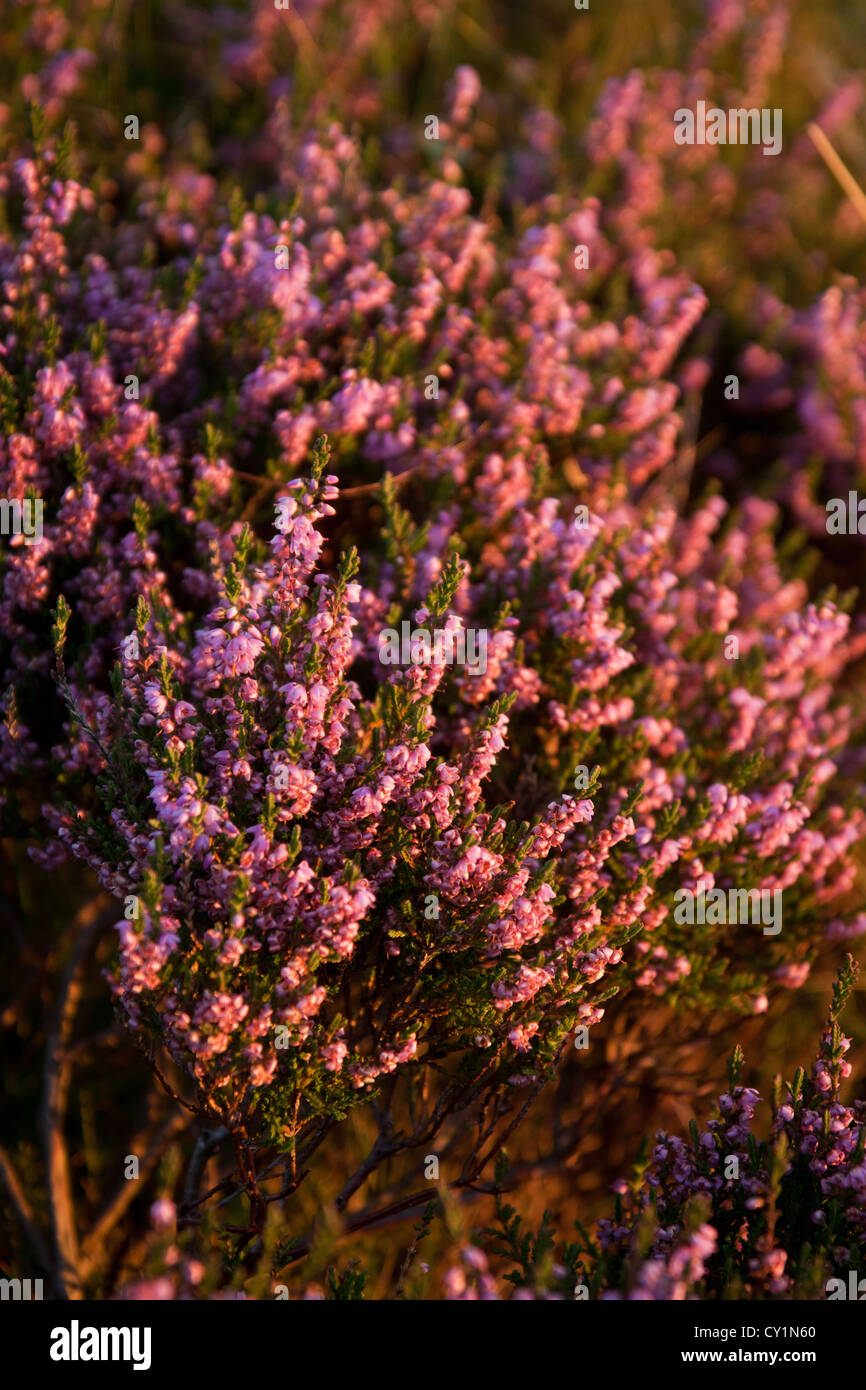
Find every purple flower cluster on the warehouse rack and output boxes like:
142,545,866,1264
40,435,865,1144
0,118,705,816
437,960,866,1301
591,965,866,1299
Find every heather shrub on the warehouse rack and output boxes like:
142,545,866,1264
583,2,865,319
5,0,866,825
111,959,866,1300
0,107,706,822
732,282,866,534
43,432,866,1199
3,0,866,1308
573,0,866,516
441,958,866,1300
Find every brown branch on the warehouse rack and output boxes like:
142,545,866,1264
460,1080,544,1186
80,1111,191,1277
334,1108,403,1214
179,1125,230,1219
240,477,282,524
183,1118,333,1221
279,1176,496,1269
42,898,114,1300
143,1047,208,1115
337,466,423,499
0,1143,59,1292
235,461,423,525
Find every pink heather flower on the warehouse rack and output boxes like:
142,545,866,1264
507,1023,539,1052
322,1039,348,1072
449,65,482,125
150,1198,176,1230
772,961,811,988
143,684,168,716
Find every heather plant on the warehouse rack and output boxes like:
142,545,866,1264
5,1,866,831
37,433,864,1254
439,957,866,1301
583,1,866,322
577,0,866,524
731,282,866,535
108,960,866,1299
5,104,865,843
0,104,706,825
4,0,866,1309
